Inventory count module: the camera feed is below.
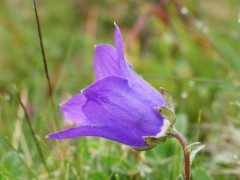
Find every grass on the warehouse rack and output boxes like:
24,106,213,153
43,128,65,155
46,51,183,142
0,0,239,179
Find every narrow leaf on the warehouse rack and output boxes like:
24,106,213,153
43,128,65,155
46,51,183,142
190,144,205,165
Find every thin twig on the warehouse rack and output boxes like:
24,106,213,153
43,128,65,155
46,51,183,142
173,129,190,180
17,92,49,172
32,0,59,130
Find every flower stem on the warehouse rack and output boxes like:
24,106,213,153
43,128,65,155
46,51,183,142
172,129,190,180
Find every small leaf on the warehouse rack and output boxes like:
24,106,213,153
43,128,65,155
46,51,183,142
155,107,176,124
159,87,175,112
188,142,201,149
189,144,205,165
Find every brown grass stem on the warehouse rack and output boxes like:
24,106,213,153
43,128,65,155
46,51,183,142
32,0,59,130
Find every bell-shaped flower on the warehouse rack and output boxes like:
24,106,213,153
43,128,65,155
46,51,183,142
47,24,174,150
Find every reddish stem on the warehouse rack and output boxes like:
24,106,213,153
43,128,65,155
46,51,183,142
173,129,190,180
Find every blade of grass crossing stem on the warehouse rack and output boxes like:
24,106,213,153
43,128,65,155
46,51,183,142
17,91,49,172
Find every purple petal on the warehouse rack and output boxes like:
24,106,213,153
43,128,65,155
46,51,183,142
60,94,93,126
94,45,121,79
113,23,167,108
114,23,130,76
47,125,147,147
49,76,166,147
127,70,167,108
81,76,164,146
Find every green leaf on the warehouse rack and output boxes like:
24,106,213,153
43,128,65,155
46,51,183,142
189,143,205,165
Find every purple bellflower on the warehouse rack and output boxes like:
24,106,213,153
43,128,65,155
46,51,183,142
47,23,176,150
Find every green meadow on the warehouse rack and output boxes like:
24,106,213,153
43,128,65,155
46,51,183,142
0,0,239,179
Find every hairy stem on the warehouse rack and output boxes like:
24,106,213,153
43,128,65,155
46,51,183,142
173,129,190,180
32,0,59,130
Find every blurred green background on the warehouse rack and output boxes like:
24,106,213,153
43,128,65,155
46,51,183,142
0,0,239,179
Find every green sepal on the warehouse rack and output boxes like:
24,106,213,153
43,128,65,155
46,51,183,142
143,136,169,146
133,145,156,151
155,107,176,125
159,87,175,112
140,88,177,149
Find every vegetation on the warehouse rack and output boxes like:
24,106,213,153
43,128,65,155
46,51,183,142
0,0,239,179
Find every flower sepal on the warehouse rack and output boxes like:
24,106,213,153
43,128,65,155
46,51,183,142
133,145,156,151
155,107,176,125
139,88,177,151
159,87,175,112
141,112,176,150
144,136,169,146
133,135,171,151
